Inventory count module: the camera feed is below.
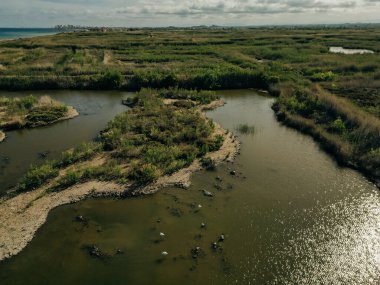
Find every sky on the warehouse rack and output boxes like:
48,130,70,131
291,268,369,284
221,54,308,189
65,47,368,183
0,0,379,27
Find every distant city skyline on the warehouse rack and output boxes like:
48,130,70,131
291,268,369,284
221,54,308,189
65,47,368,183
0,0,379,27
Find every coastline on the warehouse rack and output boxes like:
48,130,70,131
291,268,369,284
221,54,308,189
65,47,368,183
0,100,240,262
0,29,58,42
0,130,5,142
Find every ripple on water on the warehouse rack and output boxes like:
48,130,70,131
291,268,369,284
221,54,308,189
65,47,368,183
266,190,380,284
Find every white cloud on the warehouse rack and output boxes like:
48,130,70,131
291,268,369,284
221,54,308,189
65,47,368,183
0,0,379,27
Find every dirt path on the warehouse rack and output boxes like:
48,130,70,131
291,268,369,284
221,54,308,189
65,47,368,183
103,51,112,65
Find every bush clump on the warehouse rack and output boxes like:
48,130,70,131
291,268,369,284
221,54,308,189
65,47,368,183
15,88,226,192
26,105,68,126
201,157,216,170
55,142,101,167
128,163,161,185
51,171,81,192
18,163,59,192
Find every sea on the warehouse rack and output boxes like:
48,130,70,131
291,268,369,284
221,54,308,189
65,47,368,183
0,28,58,40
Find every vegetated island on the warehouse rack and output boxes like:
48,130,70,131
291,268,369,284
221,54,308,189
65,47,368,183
0,88,240,261
0,27,378,186
0,95,78,142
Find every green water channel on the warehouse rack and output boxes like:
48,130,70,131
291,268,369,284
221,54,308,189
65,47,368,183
0,90,379,284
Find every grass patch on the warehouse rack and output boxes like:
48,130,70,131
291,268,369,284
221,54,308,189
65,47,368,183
18,163,59,192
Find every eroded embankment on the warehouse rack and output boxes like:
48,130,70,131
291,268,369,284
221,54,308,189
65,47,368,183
0,99,240,261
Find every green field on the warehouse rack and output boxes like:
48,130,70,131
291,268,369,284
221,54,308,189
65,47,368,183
0,27,379,185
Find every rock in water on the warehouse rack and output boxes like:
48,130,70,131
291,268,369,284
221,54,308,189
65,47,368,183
191,247,203,259
202,190,214,197
75,215,85,222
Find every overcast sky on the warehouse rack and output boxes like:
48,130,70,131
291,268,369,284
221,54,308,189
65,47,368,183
0,0,379,27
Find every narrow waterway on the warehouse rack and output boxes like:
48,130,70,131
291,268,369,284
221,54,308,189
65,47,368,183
0,90,379,284
0,90,132,193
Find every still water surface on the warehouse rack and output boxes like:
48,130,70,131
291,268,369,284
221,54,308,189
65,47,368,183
0,28,58,40
0,90,379,284
0,90,131,193
329,46,375,54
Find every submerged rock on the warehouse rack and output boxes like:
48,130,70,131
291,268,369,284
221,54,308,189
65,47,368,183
194,234,202,240
214,183,222,191
38,151,50,159
211,242,223,252
169,207,183,217
83,245,106,259
202,190,214,197
76,215,85,222
191,247,204,259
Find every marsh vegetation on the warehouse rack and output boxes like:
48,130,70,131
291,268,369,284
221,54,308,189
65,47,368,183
16,89,225,193
0,27,379,184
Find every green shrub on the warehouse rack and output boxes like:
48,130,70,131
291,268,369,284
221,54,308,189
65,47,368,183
26,105,68,125
128,163,161,185
51,170,81,192
101,128,122,150
210,134,224,151
98,70,123,88
18,163,59,192
367,148,380,159
82,163,123,181
311,71,336,82
56,142,101,167
201,157,216,170
330,117,347,134
17,95,38,110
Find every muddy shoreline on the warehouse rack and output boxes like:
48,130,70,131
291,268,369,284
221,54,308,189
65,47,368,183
0,100,240,261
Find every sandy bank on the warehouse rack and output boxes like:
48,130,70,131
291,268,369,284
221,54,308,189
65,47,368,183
56,106,79,123
0,100,239,261
0,131,5,142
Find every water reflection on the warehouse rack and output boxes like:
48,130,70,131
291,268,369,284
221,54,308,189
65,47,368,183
0,90,132,193
0,90,379,284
